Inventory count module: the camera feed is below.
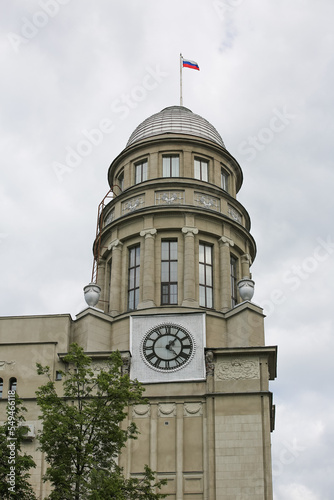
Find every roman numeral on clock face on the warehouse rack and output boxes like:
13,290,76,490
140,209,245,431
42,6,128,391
142,324,194,371
146,352,156,361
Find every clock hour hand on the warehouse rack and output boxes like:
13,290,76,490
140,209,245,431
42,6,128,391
166,338,176,347
166,338,178,356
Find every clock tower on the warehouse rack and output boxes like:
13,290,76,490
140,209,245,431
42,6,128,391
85,105,277,499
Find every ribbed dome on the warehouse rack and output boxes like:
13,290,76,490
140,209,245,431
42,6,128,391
126,106,225,148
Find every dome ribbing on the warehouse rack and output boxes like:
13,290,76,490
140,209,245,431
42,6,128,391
126,106,225,148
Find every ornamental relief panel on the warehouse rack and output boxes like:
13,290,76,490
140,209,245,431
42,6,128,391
158,403,176,417
184,402,203,417
122,195,145,214
132,404,150,419
155,190,185,205
215,359,260,381
194,192,220,211
227,205,242,224
91,361,108,375
104,209,115,226
0,360,16,371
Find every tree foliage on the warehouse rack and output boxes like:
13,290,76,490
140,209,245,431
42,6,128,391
0,393,37,499
36,343,166,499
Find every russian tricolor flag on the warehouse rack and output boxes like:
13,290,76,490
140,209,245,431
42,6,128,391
182,58,200,71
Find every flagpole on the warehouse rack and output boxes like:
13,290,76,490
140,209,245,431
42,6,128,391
180,53,183,106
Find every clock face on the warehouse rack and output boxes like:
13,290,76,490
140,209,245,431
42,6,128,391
141,323,195,372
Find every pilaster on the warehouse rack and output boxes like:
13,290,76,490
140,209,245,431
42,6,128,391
181,226,199,306
108,239,123,316
218,236,234,312
138,228,157,309
241,253,252,278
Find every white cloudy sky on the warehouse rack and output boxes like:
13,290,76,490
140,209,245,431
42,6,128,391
1,1,334,498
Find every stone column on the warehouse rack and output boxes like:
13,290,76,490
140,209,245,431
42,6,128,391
108,239,123,316
96,259,106,310
218,236,234,312
241,253,252,278
182,226,199,307
138,228,157,309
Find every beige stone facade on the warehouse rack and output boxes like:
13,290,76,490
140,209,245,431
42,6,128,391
0,106,277,499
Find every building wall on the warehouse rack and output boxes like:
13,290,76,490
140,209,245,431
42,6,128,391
0,113,276,499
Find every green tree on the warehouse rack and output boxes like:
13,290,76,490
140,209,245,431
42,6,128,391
36,343,166,499
0,393,37,499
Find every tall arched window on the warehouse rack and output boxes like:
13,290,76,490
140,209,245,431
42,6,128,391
9,377,17,392
0,378,3,399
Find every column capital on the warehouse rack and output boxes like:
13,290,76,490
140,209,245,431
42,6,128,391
108,238,123,251
219,235,234,247
182,226,199,236
140,228,157,238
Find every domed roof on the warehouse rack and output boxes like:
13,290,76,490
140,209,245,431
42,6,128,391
126,106,225,148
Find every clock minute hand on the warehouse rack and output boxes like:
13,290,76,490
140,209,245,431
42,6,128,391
166,339,178,356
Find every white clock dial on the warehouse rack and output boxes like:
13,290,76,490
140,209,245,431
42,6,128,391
141,323,195,372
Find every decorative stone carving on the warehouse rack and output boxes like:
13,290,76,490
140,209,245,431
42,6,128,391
140,228,157,238
108,238,123,251
205,351,215,376
91,360,108,374
219,235,234,247
158,403,176,417
184,402,203,417
215,359,260,380
195,192,220,211
181,226,199,236
155,191,184,205
83,283,101,307
104,209,115,226
228,205,242,223
237,277,255,301
122,196,144,214
132,404,150,418
0,360,16,371
121,353,131,375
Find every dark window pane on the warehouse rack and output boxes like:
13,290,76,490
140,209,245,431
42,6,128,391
172,157,179,176
128,290,134,310
161,262,169,282
129,248,135,267
199,263,205,285
170,262,177,281
161,241,169,260
205,245,212,264
142,162,148,181
199,244,205,262
134,289,139,309
170,284,178,304
194,160,200,179
206,288,213,308
199,286,206,307
206,266,212,286
202,163,208,182
163,157,169,177
170,241,177,260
